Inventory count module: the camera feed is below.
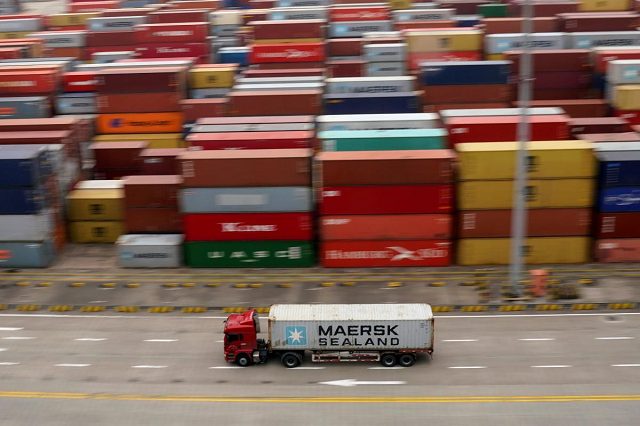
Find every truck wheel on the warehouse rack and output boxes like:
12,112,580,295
399,354,415,367
236,354,251,367
281,353,301,368
381,354,397,367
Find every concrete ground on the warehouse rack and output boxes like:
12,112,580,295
0,311,638,425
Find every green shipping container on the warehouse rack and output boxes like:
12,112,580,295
319,129,447,151
478,4,508,18
184,241,315,268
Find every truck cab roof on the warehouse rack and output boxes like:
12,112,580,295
224,310,261,333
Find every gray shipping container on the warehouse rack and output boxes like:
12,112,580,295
116,234,183,268
0,212,53,242
392,8,454,21
484,32,565,54
236,76,325,85
180,187,313,213
92,51,136,63
317,113,439,131
56,93,97,115
233,82,326,91
87,16,148,32
190,88,232,99
566,32,640,50
276,0,329,7
594,142,640,152
0,97,49,119
329,20,392,38
439,107,566,122
366,61,407,77
0,18,41,32
0,241,55,268
75,60,195,71
268,304,434,351
0,58,78,73
326,76,416,94
364,43,407,63
192,122,314,133
27,31,86,48
268,7,328,20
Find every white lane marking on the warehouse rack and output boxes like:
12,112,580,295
2,337,36,340
0,348,7,352
0,362,20,366
289,367,325,370
319,379,406,387
0,327,23,331
132,365,167,369
531,365,572,368
144,339,178,342
55,364,90,367
612,364,640,367
519,338,556,341
448,366,487,369
210,366,243,369
75,338,106,342
215,340,224,343
89,301,107,303
442,339,478,342
595,337,634,340
368,367,405,370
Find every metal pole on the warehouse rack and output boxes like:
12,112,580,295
509,0,534,296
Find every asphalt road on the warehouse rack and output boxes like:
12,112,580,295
0,311,638,425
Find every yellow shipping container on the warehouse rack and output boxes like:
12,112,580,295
457,141,597,180
92,134,184,149
189,67,236,89
485,54,505,61
0,32,30,40
389,0,412,9
66,189,123,221
457,237,591,265
579,0,630,11
252,38,325,44
613,85,640,110
458,179,595,210
46,13,101,27
69,221,124,244
405,31,483,53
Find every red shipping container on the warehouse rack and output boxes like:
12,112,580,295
594,49,640,74
187,131,315,150
85,31,137,47
533,88,599,101
329,6,390,22
423,84,512,104
84,46,139,60
96,67,186,94
597,213,640,238
327,39,363,57
242,69,325,78
196,116,315,126
184,212,313,241
320,185,453,215
243,10,269,26
326,59,365,78
558,13,640,32
321,214,452,240
140,148,186,175
97,92,183,113
124,208,182,233
101,7,156,17
250,20,325,40
255,62,325,70
425,103,511,113
68,1,121,13
134,22,209,44
135,42,209,59
528,71,592,90
570,117,630,135
250,43,325,64
93,168,140,180
0,70,58,94
576,132,640,142
320,240,453,268
505,50,590,73
522,99,607,118
438,0,490,14
169,0,219,9
91,141,148,170
123,175,181,208
228,90,322,116
595,239,640,263
480,17,558,34
447,115,571,145
181,98,228,122
407,51,481,70
0,47,27,59
509,1,580,17
63,71,97,92
614,110,640,126
147,10,210,24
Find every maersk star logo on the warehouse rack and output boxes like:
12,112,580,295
496,40,511,51
623,67,638,80
576,38,591,49
285,326,307,346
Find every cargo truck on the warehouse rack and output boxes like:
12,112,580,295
223,304,434,368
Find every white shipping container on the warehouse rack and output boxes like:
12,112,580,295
268,304,434,351
0,18,41,32
87,16,148,32
268,7,328,21
326,76,416,94
193,123,315,133
116,234,183,268
392,8,454,22
75,60,195,71
210,10,243,26
26,31,86,48
366,61,407,77
75,180,125,190
276,0,329,7
594,142,640,151
0,212,53,242
566,32,640,50
364,43,407,63
329,20,392,38
439,107,566,122
233,82,326,91
92,51,136,63
317,113,439,131
485,32,565,54
236,76,325,84
607,60,640,85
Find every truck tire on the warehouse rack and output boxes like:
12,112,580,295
381,354,397,367
399,354,415,367
281,353,301,368
236,354,251,367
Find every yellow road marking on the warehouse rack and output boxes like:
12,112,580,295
0,391,638,404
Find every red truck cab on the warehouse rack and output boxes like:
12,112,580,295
223,309,262,366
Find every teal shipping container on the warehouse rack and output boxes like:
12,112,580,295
318,129,447,151
184,241,315,268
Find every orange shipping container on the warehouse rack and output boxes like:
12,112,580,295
321,214,452,240
595,239,640,263
97,112,183,134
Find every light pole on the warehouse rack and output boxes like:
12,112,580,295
509,0,533,297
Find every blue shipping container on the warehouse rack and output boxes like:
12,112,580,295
454,15,481,27
0,96,49,119
0,188,44,214
219,48,249,66
599,151,640,187
0,145,49,188
0,241,55,268
324,92,419,115
599,187,640,213
420,61,511,86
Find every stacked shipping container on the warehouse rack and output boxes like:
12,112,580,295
66,182,124,243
